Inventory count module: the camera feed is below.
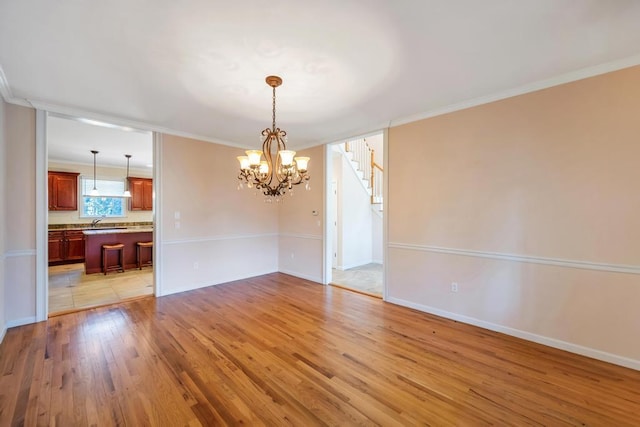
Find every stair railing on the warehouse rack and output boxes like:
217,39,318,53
344,138,383,205
370,149,383,205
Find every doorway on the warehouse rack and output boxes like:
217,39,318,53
326,133,385,297
45,114,155,315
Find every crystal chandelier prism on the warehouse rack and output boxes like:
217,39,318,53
237,76,310,201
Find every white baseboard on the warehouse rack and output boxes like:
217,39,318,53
6,316,38,329
159,269,278,297
0,325,6,344
336,259,374,271
387,297,640,372
278,269,323,284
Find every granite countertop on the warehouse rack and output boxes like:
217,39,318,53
49,222,153,232
82,227,154,235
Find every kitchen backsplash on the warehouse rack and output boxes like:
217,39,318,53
49,221,153,230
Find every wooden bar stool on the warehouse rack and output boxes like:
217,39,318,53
102,243,125,275
136,241,153,270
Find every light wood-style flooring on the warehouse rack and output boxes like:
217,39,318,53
48,263,153,315
2,273,640,425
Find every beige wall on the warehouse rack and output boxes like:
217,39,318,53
48,161,152,225
159,134,279,295
0,97,6,339
278,145,324,282
387,66,640,367
4,104,37,325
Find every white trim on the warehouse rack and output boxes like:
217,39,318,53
278,269,323,284
4,249,37,258
322,144,332,285
278,232,323,241
6,316,38,329
382,128,389,302
152,132,163,297
386,297,640,372
4,56,640,152
0,326,6,344
388,242,640,275
27,100,247,149
335,260,375,271
161,269,278,297
163,233,279,246
36,109,48,321
391,54,640,128
0,65,14,100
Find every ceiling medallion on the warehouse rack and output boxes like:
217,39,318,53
237,76,310,202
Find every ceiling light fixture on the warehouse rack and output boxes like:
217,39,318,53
237,75,310,201
90,150,99,196
123,154,132,198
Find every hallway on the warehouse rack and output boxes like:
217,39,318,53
331,263,382,296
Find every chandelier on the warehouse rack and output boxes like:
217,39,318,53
237,75,310,201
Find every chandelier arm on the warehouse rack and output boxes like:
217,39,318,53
262,133,276,187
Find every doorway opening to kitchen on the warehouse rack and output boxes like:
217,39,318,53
47,114,155,315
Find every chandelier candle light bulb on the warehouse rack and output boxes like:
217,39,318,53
237,75,310,199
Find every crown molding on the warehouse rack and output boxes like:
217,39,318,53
4,54,640,150
390,53,640,128
27,100,247,148
0,64,31,107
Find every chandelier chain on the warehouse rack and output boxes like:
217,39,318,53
272,85,276,132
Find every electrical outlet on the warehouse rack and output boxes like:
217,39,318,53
291,253,295,259
451,282,459,293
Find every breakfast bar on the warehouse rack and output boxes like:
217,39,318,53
83,227,153,274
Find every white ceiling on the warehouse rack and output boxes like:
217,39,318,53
47,115,153,169
2,1,640,150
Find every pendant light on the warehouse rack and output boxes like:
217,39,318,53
89,150,99,196
123,154,132,197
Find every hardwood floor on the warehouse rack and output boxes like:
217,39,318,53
1,273,639,426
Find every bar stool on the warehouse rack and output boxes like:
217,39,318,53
102,243,125,275
136,241,153,270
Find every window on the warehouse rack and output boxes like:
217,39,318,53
80,177,127,217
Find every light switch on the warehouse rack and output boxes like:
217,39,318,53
174,211,181,220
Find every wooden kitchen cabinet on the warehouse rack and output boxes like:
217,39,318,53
48,230,85,265
48,231,65,263
128,177,153,211
65,230,86,261
48,171,80,211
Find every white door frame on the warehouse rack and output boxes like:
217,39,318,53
323,131,388,299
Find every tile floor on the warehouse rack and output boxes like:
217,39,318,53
49,263,153,315
331,263,383,296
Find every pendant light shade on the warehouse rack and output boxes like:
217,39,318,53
123,154,132,197
89,150,99,196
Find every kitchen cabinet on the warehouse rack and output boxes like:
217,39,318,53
128,177,153,211
48,230,85,265
48,171,80,211
48,231,65,263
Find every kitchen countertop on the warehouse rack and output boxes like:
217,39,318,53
82,227,153,235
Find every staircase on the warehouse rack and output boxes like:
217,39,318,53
344,138,383,209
